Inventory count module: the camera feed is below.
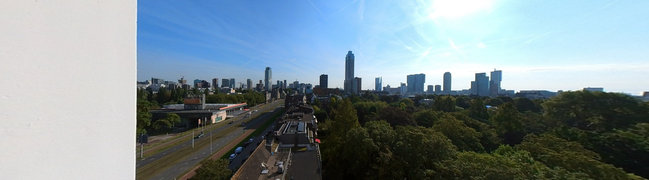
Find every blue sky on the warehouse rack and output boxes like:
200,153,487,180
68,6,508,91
138,0,649,95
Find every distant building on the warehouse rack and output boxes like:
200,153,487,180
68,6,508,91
256,80,264,91
375,77,382,92
400,83,407,96
435,85,441,93
320,74,328,89
407,73,425,94
178,77,187,85
473,73,490,96
490,69,502,96
222,79,230,88
443,72,451,93
353,77,362,94
212,78,219,90
151,78,163,85
194,79,210,89
247,79,252,90
265,67,272,91
344,51,355,94
283,80,287,89
427,85,434,94
583,87,604,92
229,78,235,89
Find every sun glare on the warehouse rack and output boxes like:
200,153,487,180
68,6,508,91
429,0,493,19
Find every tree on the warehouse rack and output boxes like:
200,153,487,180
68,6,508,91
191,159,232,180
338,127,380,179
166,113,181,128
413,109,441,128
516,134,632,179
377,106,416,127
433,115,484,152
353,101,388,125
542,91,649,132
490,102,525,145
434,95,456,112
136,97,153,135
514,97,540,113
469,98,489,121
363,121,396,178
390,126,457,179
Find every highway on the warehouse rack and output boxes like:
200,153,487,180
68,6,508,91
136,100,283,180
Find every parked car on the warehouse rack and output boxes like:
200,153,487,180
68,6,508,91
235,146,243,154
228,153,236,163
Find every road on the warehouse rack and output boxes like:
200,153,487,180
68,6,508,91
136,100,283,180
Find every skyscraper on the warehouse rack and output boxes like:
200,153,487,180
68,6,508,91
435,85,441,93
427,85,434,93
344,51,355,93
474,73,490,96
247,79,252,90
283,80,287,89
221,79,230,88
265,67,272,91
212,78,219,90
407,73,425,94
320,74,328,89
353,77,362,94
375,77,382,92
489,69,502,96
443,72,451,93
229,78,235,88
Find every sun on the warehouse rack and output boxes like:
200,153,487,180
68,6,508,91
429,0,494,19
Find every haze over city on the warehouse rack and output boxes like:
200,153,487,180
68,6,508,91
137,0,649,95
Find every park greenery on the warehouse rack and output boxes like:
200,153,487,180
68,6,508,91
316,91,649,179
136,88,266,135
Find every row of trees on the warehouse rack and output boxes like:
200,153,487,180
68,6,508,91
317,91,649,179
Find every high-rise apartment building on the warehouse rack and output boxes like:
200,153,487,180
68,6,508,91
344,51,355,93
320,74,328,89
353,77,362,94
407,73,426,94
473,73,490,96
375,77,382,92
247,79,252,90
229,78,235,88
283,80,287,89
489,69,502,96
221,79,230,88
435,85,441,93
265,67,272,91
212,78,219,90
427,85,434,93
443,72,451,93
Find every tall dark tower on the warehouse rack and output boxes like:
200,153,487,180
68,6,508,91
344,51,354,93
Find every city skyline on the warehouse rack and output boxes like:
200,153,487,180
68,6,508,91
138,0,649,95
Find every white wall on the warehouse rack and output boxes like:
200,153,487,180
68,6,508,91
0,0,135,179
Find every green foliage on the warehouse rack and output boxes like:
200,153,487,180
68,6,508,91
413,109,441,128
517,134,631,179
353,101,388,125
136,90,153,135
434,95,456,112
433,115,484,152
469,98,489,120
490,102,525,145
542,91,649,132
390,126,457,179
378,106,416,127
514,97,541,113
191,159,232,180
